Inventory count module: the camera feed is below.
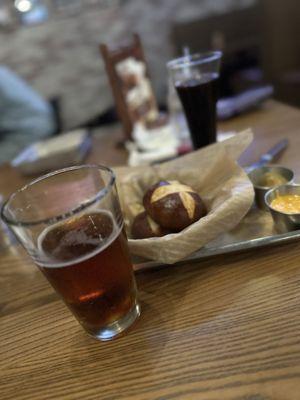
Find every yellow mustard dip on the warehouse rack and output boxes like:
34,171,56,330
257,172,287,187
271,194,300,214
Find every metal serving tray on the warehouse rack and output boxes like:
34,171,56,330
134,206,300,272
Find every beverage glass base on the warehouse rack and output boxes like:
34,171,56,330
88,302,141,341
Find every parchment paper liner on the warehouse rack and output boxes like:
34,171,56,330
115,129,255,264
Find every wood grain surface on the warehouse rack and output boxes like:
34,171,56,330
1,100,300,400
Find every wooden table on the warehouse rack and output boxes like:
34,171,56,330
1,100,300,400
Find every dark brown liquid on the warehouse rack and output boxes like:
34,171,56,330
176,73,219,149
39,212,136,334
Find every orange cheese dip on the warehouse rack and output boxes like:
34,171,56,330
271,194,300,214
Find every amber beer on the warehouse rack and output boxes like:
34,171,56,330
37,211,137,335
2,165,139,340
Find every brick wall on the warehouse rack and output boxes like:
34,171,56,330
0,0,255,128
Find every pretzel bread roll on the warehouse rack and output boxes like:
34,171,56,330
143,180,206,231
131,211,171,239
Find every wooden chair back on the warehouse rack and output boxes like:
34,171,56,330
100,33,158,140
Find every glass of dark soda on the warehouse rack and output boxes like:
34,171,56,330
1,165,140,341
168,51,222,149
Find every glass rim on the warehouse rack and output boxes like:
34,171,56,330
1,164,116,228
167,51,222,71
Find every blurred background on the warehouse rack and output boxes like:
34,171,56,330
0,0,299,164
